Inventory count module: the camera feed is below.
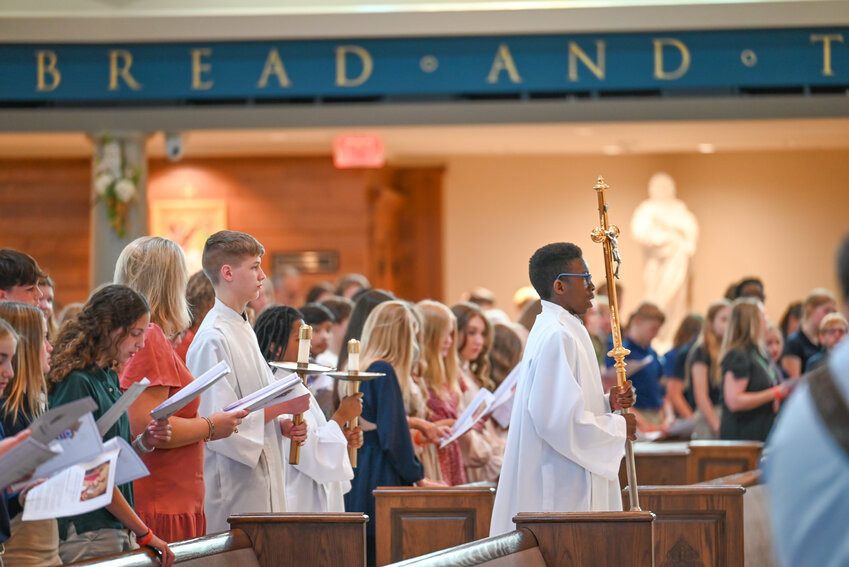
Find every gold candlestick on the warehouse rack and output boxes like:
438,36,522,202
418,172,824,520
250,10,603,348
347,339,361,468
291,325,312,464
590,175,640,511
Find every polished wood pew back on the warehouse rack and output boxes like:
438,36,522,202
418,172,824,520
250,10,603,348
66,529,259,567
374,486,495,566
619,440,763,486
387,512,656,567
624,485,745,567
66,513,368,567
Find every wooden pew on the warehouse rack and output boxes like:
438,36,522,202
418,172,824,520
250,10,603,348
66,513,368,567
386,512,656,567
619,440,763,487
687,440,762,483
373,486,495,566
624,485,745,567
515,512,655,566
230,513,368,567
700,470,775,567
620,441,691,486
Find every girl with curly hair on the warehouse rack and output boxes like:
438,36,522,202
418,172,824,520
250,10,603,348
47,284,174,566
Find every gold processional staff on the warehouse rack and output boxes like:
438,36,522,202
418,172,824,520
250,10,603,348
590,175,640,511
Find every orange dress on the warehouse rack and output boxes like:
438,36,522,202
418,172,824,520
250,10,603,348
174,328,195,363
120,323,205,542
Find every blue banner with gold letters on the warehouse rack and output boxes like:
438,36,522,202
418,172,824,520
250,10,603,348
0,27,845,104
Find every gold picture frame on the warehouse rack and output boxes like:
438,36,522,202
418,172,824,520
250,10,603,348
149,199,227,275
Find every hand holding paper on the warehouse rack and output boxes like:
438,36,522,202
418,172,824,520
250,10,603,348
223,372,308,414
140,418,172,449
150,360,231,420
96,378,150,436
440,388,495,449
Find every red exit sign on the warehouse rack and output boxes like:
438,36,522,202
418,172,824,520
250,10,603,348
333,134,385,168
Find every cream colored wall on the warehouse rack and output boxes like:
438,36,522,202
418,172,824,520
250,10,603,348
443,150,849,326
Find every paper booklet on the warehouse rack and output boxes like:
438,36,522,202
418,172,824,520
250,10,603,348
13,411,104,491
23,447,120,521
97,378,150,436
440,388,495,449
486,365,521,429
150,360,231,420
223,372,308,413
103,436,150,485
0,397,98,490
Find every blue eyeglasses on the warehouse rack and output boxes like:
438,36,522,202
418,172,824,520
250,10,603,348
555,272,593,287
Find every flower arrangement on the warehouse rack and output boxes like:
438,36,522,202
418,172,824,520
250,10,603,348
93,134,141,238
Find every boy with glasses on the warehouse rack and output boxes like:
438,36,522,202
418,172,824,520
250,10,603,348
490,242,635,537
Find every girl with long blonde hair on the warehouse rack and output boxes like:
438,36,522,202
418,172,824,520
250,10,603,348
719,298,791,441
0,302,58,566
344,301,442,566
416,300,466,485
114,236,246,543
685,299,731,439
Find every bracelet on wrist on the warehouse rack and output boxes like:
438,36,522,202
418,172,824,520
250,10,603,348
133,433,154,454
137,529,154,547
202,416,215,442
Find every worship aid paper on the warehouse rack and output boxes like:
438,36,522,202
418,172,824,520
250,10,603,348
223,372,308,413
488,365,521,429
30,412,102,480
440,388,495,448
22,447,120,521
97,377,150,436
150,360,231,420
103,436,150,485
0,396,98,489
0,438,60,490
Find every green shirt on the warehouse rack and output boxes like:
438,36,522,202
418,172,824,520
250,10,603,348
48,366,134,539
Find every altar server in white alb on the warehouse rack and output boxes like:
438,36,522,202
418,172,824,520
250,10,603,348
187,231,311,534
490,242,636,536
254,305,364,512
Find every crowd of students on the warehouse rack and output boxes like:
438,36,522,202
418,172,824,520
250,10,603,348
0,232,528,567
0,230,843,567
576,277,846,444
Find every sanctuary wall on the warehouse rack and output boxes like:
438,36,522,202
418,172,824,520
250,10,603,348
444,149,849,323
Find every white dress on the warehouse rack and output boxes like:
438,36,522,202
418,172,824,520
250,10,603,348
490,300,627,536
282,391,353,512
187,299,288,534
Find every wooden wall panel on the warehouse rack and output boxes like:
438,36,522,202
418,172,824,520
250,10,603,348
0,156,444,309
374,487,495,566
149,157,372,304
149,158,444,304
0,158,91,307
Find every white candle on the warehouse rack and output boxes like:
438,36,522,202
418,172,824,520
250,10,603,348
348,339,360,373
298,324,312,364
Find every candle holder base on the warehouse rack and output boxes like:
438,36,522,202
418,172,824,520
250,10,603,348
325,371,385,382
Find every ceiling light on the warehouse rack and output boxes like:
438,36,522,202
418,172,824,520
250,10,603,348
698,143,715,154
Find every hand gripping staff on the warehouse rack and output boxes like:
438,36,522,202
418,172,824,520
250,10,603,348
590,175,640,511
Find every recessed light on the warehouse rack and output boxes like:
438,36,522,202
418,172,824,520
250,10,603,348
603,145,622,155
698,143,715,154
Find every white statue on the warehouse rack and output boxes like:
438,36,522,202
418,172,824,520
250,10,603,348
630,173,699,351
